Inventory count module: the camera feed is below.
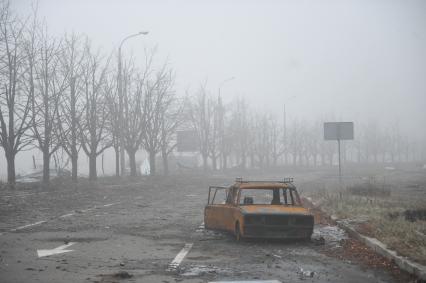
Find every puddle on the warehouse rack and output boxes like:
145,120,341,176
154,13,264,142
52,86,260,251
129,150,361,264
312,224,347,244
181,264,234,276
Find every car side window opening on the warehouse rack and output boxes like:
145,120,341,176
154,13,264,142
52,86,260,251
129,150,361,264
226,186,238,205
237,187,301,206
210,187,228,205
239,188,279,205
271,189,281,205
282,188,301,206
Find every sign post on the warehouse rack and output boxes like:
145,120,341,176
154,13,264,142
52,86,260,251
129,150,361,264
324,122,354,188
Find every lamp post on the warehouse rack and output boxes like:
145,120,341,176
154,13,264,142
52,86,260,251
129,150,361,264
118,31,148,176
218,77,235,170
218,77,235,98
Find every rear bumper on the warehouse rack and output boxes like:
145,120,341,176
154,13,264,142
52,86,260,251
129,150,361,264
243,225,313,239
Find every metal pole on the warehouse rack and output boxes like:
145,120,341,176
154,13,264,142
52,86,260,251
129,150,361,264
117,31,149,176
283,104,287,165
338,138,342,187
118,46,125,176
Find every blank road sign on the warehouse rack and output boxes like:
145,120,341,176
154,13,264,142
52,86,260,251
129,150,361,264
324,122,354,140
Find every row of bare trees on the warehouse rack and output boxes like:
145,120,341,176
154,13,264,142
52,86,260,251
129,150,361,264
188,85,426,171
1,2,424,185
0,2,179,184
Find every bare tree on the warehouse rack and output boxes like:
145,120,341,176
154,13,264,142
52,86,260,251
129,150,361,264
0,2,32,184
159,89,181,176
31,27,67,184
120,54,151,177
57,33,85,182
78,42,111,180
104,70,120,176
142,63,174,176
188,83,213,171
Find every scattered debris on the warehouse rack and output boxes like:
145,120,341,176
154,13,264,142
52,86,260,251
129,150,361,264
312,225,347,244
404,209,426,222
312,236,325,245
180,264,233,277
299,267,315,279
112,271,133,279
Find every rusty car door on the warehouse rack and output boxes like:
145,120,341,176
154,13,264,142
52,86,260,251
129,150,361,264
205,186,228,230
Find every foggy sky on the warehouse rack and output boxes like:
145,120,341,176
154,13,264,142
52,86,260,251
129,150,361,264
13,0,426,130
3,0,426,177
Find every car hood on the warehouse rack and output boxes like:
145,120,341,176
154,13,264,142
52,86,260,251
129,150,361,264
239,205,311,215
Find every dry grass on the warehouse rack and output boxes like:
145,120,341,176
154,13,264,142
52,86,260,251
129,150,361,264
311,184,426,265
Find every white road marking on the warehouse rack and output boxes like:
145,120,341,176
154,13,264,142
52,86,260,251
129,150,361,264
37,242,75,258
80,206,97,213
11,220,47,231
209,281,281,283
168,243,193,270
2,200,121,236
103,202,119,207
59,213,75,218
2,192,48,199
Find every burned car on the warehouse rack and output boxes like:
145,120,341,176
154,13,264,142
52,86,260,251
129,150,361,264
204,178,314,240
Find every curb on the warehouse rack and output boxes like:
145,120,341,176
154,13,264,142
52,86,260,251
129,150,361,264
306,197,426,281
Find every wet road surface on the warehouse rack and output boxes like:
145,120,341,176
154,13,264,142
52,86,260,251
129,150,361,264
0,174,409,282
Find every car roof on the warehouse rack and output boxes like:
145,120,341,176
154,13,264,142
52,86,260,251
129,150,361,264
235,182,294,189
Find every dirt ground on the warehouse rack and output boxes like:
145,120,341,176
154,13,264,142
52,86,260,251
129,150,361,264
0,167,422,283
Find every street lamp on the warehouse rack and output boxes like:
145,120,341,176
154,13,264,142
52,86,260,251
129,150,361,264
118,31,149,176
218,76,235,97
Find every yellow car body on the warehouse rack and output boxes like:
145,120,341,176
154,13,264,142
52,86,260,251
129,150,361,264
204,179,314,240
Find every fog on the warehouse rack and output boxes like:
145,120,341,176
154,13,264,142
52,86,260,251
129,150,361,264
1,0,426,178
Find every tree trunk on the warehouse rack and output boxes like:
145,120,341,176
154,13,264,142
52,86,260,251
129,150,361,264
162,148,169,176
127,148,137,177
241,153,246,170
114,146,120,177
89,154,97,181
43,150,50,184
71,153,78,182
70,77,78,183
149,150,156,176
6,152,16,185
212,156,217,171
202,153,208,171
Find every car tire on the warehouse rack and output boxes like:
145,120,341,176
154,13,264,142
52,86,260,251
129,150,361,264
235,222,242,241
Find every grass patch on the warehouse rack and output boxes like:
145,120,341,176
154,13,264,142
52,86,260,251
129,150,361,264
311,182,426,265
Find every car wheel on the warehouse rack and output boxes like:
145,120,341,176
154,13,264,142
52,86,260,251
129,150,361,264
235,222,242,241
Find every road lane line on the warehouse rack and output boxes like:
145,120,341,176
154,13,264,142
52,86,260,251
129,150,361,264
59,213,75,218
103,202,119,207
2,200,122,236
209,281,281,283
168,243,193,270
37,242,75,258
11,220,47,231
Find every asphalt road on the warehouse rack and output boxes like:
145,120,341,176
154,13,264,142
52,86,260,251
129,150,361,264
0,173,410,283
